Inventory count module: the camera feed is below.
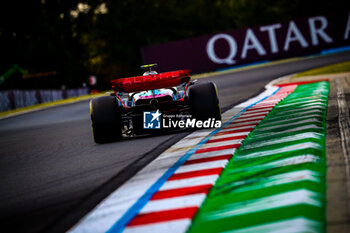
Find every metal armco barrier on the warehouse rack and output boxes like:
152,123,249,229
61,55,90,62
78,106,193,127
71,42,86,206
142,11,350,73
0,88,89,112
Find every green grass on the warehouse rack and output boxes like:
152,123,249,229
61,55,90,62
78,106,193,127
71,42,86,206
293,60,350,78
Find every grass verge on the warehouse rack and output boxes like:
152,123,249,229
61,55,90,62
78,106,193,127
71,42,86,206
293,60,350,78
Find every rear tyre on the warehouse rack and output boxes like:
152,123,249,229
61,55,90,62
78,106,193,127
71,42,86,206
90,96,122,143
189,82,221,121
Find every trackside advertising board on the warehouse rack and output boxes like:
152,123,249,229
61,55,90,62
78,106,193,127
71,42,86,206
142,12,350,73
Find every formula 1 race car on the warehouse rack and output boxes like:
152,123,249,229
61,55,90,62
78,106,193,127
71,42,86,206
90,64,221,143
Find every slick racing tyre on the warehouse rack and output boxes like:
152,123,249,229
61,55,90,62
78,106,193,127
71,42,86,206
189,82,221,121
90,96,122,143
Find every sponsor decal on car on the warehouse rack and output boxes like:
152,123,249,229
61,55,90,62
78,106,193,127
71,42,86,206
143,111,222,129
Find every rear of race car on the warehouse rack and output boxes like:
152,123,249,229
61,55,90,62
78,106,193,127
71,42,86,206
90,67,221,143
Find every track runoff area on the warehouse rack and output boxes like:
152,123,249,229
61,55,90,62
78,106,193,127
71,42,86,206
69,78,328,233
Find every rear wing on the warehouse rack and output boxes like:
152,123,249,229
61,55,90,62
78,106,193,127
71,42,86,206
111,70,191,93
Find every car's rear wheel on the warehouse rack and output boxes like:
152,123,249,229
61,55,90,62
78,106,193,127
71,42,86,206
90,96,122,143
189,82,221,121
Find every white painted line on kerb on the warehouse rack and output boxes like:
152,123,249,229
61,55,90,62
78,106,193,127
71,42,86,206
188,149,236,161
256,118,322,130
251,125,323,138
243,132,323,149
160,175,219,191
199,139,243,148
204,189,322,220
225,217,322,233
241,111,270,117
175,160,228,174
209,132,250,140
227,170,321,194
244,108,273,114
262,115,323,126
219,125,255,132
139,194,206,214
232,155,321,173
124,219,191,233
235,142,323,160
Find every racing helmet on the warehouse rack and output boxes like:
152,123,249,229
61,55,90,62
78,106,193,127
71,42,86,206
141,63,158,76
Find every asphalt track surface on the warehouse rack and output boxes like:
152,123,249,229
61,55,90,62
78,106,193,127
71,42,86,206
1,51,350,233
